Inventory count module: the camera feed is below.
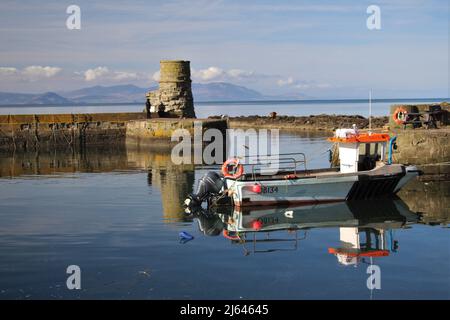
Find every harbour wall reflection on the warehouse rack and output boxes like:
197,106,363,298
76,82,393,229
0,146,195,221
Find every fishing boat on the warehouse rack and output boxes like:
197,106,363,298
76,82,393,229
184,127,421,209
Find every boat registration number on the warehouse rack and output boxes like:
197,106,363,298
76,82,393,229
262,186,279,193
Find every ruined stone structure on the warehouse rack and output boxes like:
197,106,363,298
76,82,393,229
146,60,196,118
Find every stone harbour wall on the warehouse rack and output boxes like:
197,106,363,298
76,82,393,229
392,128,450,165
388,102,450,180
225,114,388,131
126,118,228,146
0,113,228,152
0,112,146,151
389,102,449,128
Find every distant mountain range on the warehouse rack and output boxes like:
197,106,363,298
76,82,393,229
57,84,153,104
0,82,273,105
192,82,264,101
0,91,72,105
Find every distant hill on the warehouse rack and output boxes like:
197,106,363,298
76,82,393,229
0,91,71,105
29,92,72,105
59,84,153,104
60,83,266,103
0,82,269,105
192,82,264,101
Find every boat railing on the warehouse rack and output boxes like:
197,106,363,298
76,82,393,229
239,152,307,179
239,230,308,255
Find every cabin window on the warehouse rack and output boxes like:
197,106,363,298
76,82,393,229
358,143,382,171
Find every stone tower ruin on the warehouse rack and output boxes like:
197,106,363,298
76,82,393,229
146,60,196,118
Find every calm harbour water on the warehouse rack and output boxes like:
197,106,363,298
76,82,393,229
0,130,448,300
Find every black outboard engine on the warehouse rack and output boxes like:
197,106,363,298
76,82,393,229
185,171,224,208
195,212,226,236
182,205,228,236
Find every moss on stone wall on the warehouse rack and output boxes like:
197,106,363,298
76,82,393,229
392,128,450,165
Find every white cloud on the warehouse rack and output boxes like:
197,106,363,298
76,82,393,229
83,67,150,82
22,66,61,78
0,67,18,76
227,69,254,78
191,66,259,82
112,71,140,81
277,77,294,86
193,66,224,81
84,66,110,81
277,76,331,90
0,66,61,80
295,82,331,89
152,70,160,82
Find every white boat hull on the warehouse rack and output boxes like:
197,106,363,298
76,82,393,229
225,164,420,207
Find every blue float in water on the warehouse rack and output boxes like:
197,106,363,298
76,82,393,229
179,231,194,243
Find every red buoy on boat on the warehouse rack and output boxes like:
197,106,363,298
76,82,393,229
252,220,263,230
251,183,262,193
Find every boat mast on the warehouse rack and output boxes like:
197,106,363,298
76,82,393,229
369,89,372,133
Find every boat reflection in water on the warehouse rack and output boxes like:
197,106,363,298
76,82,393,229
188,199,421,265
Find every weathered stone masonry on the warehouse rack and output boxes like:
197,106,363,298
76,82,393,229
0,113,146,151
146,60,196,118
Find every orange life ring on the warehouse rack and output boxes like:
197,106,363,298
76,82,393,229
223,230,241,241
392,107,408,125
221,158,244,179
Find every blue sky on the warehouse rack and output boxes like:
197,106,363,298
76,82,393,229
0,0,448,98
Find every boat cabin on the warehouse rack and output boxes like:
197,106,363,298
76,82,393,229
328,128,390,173
328,227,392,266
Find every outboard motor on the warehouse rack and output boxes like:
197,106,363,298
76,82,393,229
195,212,226,236
182,205,227,236
184,171,224,208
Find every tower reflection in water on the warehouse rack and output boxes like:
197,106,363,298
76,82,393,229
190,199,421,266
137,153,195,222
0,145,196,222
